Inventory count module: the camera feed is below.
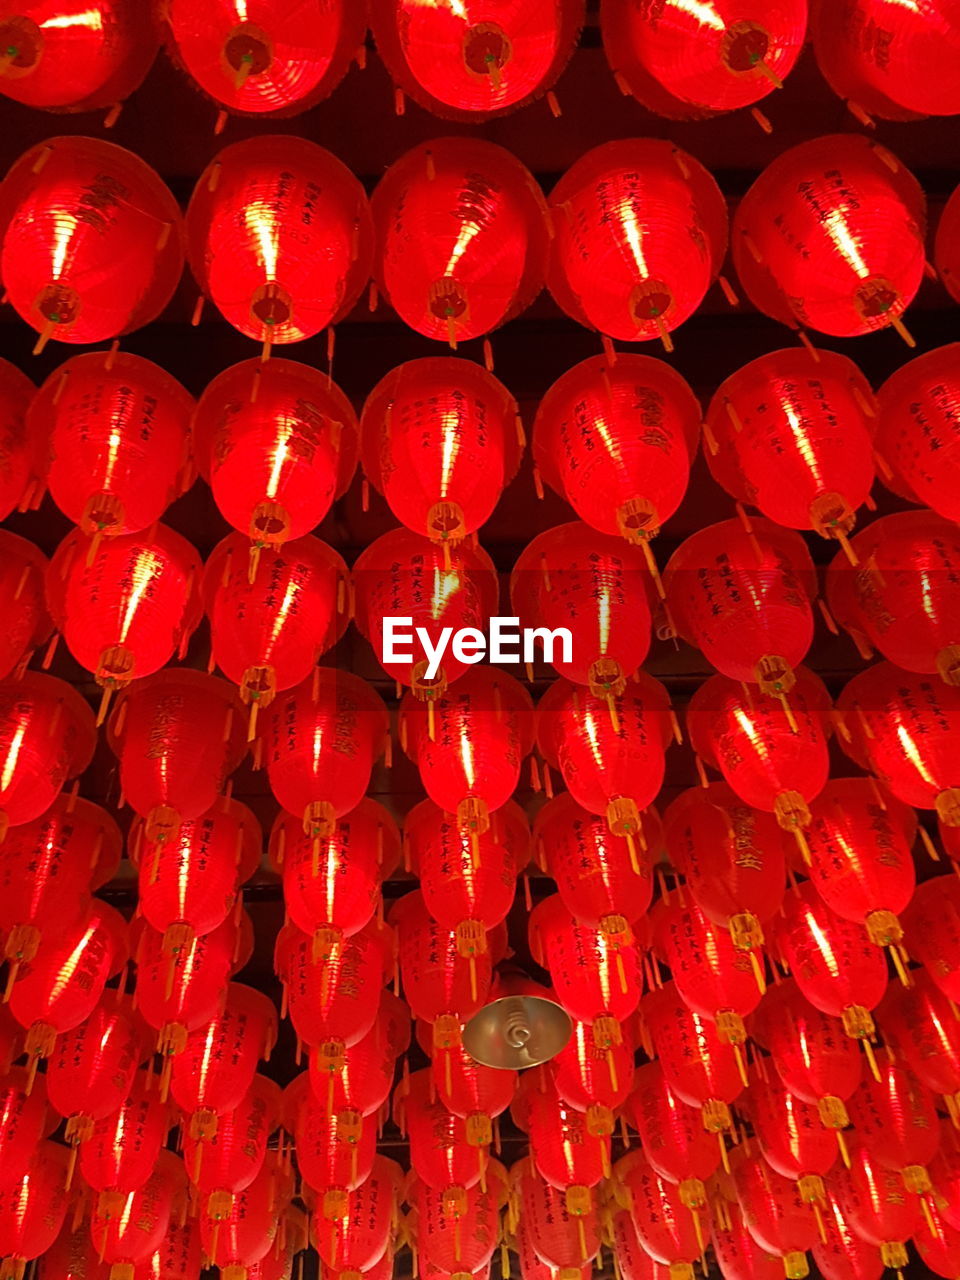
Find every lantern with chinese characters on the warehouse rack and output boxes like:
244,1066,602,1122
620,1151,708,1279
533,353,700,546
392,891,491,1042
313,1154,401,1274
743,1068,837,1224
601,0,806,119
182,1073,281,1223
0,532,49,681
833,1141,921,1273
37,1221,109,1280
29,352,194,538
353,526,499,698
712,1200,783,1280
536,672,671,852
400,665,533,840
836,661,960,826
547,139,727,348
627,1061,720,1207
280,922,388,1061
132,796,260,957
360,357,522,545
704,348,877,542
812,0,960,119
186,138,372,352
308,989,410,1118
0,1068,50,1192
91,1151,185,1280
827,511,960,683
49,524,201,707
511,522,654,695
160,0,365,118
45,995,142,1147
732,135,925,339
550,1017,633,1118
878,967,960,1106
731,1150,818,1279
371,138,549,346
0,1142,71,1280
0,362,35,521
370,0,582,119
874,344,960,520
397,1069,488,1209
79,1072,171,1214
262,669,388,844
914,1199,960,1280
664,517,817,695
902,875,960,1002
193,358,358,554
200,1157,282,1280
430,1032,516,1146
687,667,832,851
0,672,96,839
413,1164,506,1276
108,669,248,845
143,1219,203,1280
0,136,183,349
519,1080,610,1218
813,1186,884,1280
515,1158,600,1270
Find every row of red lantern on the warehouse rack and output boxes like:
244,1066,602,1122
2,132,958,353
5,0,959,130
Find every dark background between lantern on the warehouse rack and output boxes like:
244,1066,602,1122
0,8,956,1277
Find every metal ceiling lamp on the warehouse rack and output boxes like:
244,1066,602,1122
462,968,573,1070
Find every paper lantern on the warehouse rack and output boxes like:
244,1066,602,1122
392,891,491,1035
515,1158,600,1271
533,353,700,544
142,1220,203,1280
732,135,925,339
878,967,960,1104
551,1018,632,1117
627,1061,721,1200
107,668,248,845
712,1200,784,1280
743,1068,837,1218
370,0,582,120
0,1068,50,1192
833,1140,921,1272
308,989,410,1118
360,356,522,545
37,1221,109,1280
0,361,37,520
902,875,960,1003
200,1157,282,1280
731,1151,818,1278
0,136,183,348
396,1068,488,1205
703,347,877,540
430,1030,517,1141
371,138,549,346
79,1071,170,1211
182,1073,281,1223
160,0,365,118
620,1151,707,1278
29,352,194,537
813,1185,884,1280
874,343,960,519
913,1198,960,1280
410,1164,504,1275
0,532,50,680
520,1080,610,1213
0,1142,71,1280
663,517,817,694
601,0,806,118
547,139,727,347
280,922,388,1056
353,526,499,697
45,996,143,1146
90,1151,185,1280
314,1155,400,1273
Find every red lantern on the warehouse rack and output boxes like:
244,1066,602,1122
878,967,960,1105
937,187,960,306
30,352,194,537
360,357,522,544
0,137,183,349
393,891,491,1036
353,527,499,697
409,1165,504,1275
703,348,877,540
832,1141,921,1273
187,138,372,350
686,667,832,849
262,668,388,843
90,1152,185,1280
399,666,533,837
199,1157,281,1280
731,1151,817,1278
160,0,364,118
732,135,924,339
0,532,49,681
38,1221,109,1280
141,1219,203,1280
532,353,700,544
0,0,157,112
601,0,805,118
813,1186,884,1280
397,1069,488,1205
0,672,96,838
182,1074,281,1221
520,1079,610,1200
626,1061,720,1203
313,1155,400,1274
431,1032,517,1143
902,875,960,1003
836,661,960,825
547,140,727,348
308,989,410,1118
620,1152,708,1278
371,138,549,346
370,0,582,119
511,522,654,694
536,672,671,850
914,1198,960,1280
515,1158,599,1271
742,1068,837,1217
280,922,388,1057
49,524,201,702
551,1018,632,1117
79,1072,171,1211
663,517,817,694
0,1142,71,1280
0,362,35,521
45,996,143,1146
712,1200,783,1280
0,1068,50,1192
108,669,248,845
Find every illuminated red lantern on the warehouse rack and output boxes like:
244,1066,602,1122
627,1061,720,1203
703,348,877,540
812,0,960,119
547,140,727,347
30,352,194,537
928,1122,960,1231
313,1155,400,1274
160,0,364,118
550,1018,632,1118
519,1080,610,1215
874,344,960,520
937,186,960,304
511,522,653,695
45,996,143,1146
0,672,96,838
142,1219,203,1280
813,1186,884,1280
0,1142,71,1280
0,362,35,521
308,989,410,1118
833,1140,921,1273
878,967,960,1105
836,661,960,825
182,1073,281,1222
49,524,201,701
353,526,499,697
731,1151,818,1278
0,532,49,681
79,1071,170,1211
263,668,388,843
712,1200,783,1280
0,1067,50,1192
743,1068,837,1219
902,875,960,1003
371,138,549,346
200,1157,282,1280
360,357,522,544
399,665,533,837
430,1033,516,1146
601,0,805,118
90,1151,185,1280
281,922,389,1056
536,672,671,850
845,1056,940,1214
38,1221,109,1280
108,669,248,845
732,136,924,339
187,138,372,350
0,793,121,973
664,517,817,694
0,137,183,349
533,354,700,545
914,1199,960,1280
392,891,491,1037
514,1158,599,1271
193,358,358,552
687,667,832,848
620,1151,708,1278
397,1069,487,1206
